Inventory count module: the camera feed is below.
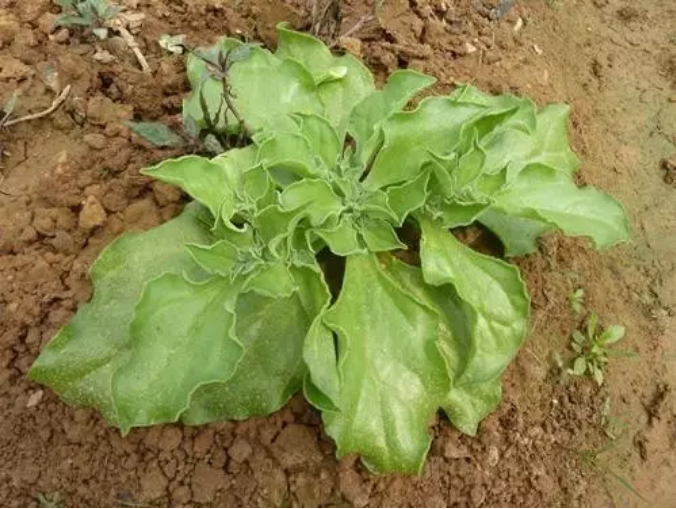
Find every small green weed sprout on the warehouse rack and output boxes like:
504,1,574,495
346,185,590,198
53,0,150,72
568,312,626,385
54,0,120,39
569,287,585,315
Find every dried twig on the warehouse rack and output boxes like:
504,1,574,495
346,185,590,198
329,14,375,48
4,86,72,128
111,22,150,73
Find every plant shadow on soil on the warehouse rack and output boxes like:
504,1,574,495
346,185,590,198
0,0,674,506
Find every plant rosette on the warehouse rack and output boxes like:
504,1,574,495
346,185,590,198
30,24,629,474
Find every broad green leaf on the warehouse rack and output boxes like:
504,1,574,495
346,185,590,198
186,239,241,277
592,364,604,385
142,156,234,221
28,205,213,425
572,330,587,345
185,43,323,134
112,275,243,432
426,136,488,202
349,70,436,158
182,268,321,423
279,179,344,226
383,255,506,435
320,254,449,474
383,255,469,380
275,24,375,140
256,132,319,184
366,98,487,189
480,103,580,178
319,55,374,142
253,205,299,249
294,113,341,170
572,356,587,376
600,325,625,345
276,24,336,81
183,38,245,133
436,201,488,228
303,319,340,412
231,50,324,131
418,216,529,384
478,207,554,256
357,190,399,223
386,171,430,225
315,216,363,256
491,165,630,249
444,379,502,436
529,105,580,174
243,262,296,298
211,145,257,188
359,218,406,252
125,122,185,148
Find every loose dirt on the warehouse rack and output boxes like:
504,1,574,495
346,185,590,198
1,0,674,506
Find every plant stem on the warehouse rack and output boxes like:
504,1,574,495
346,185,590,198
221,81,252,139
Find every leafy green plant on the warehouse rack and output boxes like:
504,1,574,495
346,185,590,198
29,24,630,474
54,0,150,72
54,0,120,39
568,312,626,385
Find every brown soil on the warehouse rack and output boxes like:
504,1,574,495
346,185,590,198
1,0,674,506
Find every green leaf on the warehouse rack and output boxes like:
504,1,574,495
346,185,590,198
319,55,374,142
275,24,336,81
182,267,322,423
28,204,213,425
478,207,554,256
359,218,406,252
2,92,18,116
592,364,604,386
126,121,185,148
366,98,486,189
435,201,488,228
186,240,243,278
490,165,630,250
588,312,598,340
386,171,430,225
256,131,320,184
275,23,375,140
303,318,341,412
112,275,243,432
319,254,449,474
571,356,587,376
141,156,235,222
600,325,626,345
529,104,580,175
185,43,323,134
444,379,502,436
243,262,296,298
279,179,344,226
293,113,341,170
54,14,92,27
383,255,507,435
572,330,587,345
315,216,364,256
418,216,530,384
349,70,436,159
